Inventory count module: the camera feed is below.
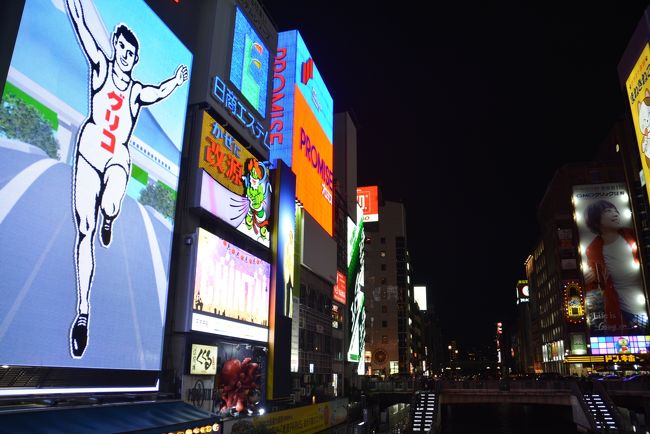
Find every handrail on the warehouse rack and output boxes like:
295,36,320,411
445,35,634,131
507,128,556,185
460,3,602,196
592,380,628,432
568,380,599,433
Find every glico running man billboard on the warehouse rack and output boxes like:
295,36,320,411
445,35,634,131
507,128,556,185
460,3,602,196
573,183,649,335
270,30,334,236
0,0,191,392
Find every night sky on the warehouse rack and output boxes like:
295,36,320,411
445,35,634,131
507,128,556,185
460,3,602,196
260,2,650,351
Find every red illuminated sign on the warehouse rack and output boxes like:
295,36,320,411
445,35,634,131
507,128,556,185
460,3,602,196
357,186,378,222
333,271,346,304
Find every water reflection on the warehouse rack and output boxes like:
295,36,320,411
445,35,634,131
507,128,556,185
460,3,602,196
441,403,579,434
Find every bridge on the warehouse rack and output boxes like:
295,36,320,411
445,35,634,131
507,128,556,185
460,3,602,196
362,377,650,433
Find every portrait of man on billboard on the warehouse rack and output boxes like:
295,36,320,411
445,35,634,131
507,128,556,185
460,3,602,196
575,185,649,334
66,0,187,357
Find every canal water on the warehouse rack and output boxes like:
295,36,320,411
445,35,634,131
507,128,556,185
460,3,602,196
441,403,579,434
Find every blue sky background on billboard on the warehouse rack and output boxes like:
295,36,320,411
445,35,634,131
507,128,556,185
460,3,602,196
0,0,191,373
261,1,650,349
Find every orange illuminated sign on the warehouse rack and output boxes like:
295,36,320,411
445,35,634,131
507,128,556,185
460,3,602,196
292,87,333,236
357,186,379,222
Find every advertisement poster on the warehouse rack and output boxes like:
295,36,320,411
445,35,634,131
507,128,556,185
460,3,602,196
271,31,334,236
190,344,218,375
625,43,650,200
192,228,270,342
347,211,366,375
198,111,272,247
573,183,648,335
216,342,266,417
357,186,379,222
0,0,191,372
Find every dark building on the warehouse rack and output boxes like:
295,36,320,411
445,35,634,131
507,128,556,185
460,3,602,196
364,201,414,376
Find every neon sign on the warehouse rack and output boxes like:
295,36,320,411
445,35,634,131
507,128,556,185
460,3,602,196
212,75,269,149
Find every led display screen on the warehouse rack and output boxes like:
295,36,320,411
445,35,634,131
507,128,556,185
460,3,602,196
292,32,333,144
357,186,379,222
625,43,650,206
270,30,333,236
573,183,648,335
347,206,366,374
590,335,650,355
292,88,333,236
273,162,296,318
229,7,270,117
198,111,272,247
192,229,270,343
0,0,191,393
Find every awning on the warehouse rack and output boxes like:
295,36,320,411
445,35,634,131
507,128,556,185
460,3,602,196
0,400,220,434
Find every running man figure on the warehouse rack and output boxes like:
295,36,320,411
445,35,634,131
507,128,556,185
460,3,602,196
66,0,188,358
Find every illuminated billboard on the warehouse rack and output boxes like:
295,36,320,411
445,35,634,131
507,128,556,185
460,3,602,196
198,111,272,247
516,280,530,304
625,43,650,202
229,7,270,117
563,280,585,323
192,229,270,343
573,183,648,335
357,186,379,222
590,335,650,355
270,30,334,236
334,271,347,305
0,0,191,393
190,344,218,376
272,161,296,318
347,206,366,374
414,286,427,310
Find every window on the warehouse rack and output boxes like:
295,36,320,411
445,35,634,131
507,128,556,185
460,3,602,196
380,237,386,244
381,264,386,271
380,251,386,257
381,305,387,313
382,320,388,328
382,335,388,344
381,277,387,284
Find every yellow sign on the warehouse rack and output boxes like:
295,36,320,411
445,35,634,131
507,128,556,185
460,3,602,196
625,43,650,202
255,402,330,434
604,354,638,363
565,354,640,363
190,344,217,375
199,111,256,194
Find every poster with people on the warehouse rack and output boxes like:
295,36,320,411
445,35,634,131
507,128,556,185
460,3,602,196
0,0,191,372
573,183,649,335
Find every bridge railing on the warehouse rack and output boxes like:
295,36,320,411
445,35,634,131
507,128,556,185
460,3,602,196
365,378,416,393
436,379,573,391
